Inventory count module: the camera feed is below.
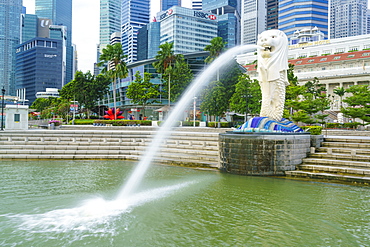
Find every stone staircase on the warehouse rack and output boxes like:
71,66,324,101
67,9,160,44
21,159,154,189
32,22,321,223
285,136,370,185
0,129,220,169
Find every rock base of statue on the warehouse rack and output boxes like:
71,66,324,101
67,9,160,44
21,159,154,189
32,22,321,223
234,117,303,133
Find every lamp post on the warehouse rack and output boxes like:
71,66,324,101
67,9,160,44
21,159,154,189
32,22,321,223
193,96,197,127
1,87,5,131
242,94,249,122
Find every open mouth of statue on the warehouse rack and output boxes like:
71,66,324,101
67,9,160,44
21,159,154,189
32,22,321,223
264,46,272,52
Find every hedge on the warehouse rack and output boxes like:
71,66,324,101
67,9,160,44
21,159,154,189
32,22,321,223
93,120,152,126
301,126,322,135
181,121,199,126
207,122,232,128
69,119,95,125
326,122,361,129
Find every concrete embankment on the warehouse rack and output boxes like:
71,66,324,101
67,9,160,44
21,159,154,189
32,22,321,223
0,126,228,169
1,126,370,185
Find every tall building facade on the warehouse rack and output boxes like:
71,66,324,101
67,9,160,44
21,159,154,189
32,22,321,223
99,0,121,51
15,37,65,104
330,0,368,39
203,0,241,48
278,0,328,40
159,6,218,54
121,0,150,63
241,0,266,45
0,0,23,95
161,0,182,11
21,14,38,43
192,0,203,10
35,0,74,84
137,22,161,61
266,0,278,30
368,10,370,34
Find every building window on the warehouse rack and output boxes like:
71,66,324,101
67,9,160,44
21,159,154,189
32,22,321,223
362,52,370,56
307,59,314,63
14,114,20,122
333,56,341,60
296,61,302,64
320,58,327,61
322,67,326,70
347,55,355,58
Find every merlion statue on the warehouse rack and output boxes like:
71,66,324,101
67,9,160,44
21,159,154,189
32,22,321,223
257,29,289,121
234,30,303,133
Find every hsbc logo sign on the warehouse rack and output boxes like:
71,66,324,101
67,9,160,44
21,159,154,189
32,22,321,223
159,9,217,21
159,9,173,20
194,11,217,20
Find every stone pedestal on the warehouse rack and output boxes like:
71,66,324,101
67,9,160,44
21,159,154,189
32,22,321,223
219,132,310,176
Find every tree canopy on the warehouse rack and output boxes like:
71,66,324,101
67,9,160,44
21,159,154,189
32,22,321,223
59,71,111,117
98,43,128,117
126,71,160,116
341,85,370,124
152,43,193,103
229,74,261,119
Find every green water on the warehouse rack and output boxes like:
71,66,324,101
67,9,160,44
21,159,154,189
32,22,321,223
0,160,369,246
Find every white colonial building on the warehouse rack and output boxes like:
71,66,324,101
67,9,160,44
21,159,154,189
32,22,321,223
239,33,370,112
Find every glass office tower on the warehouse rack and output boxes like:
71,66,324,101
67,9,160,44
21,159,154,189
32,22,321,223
100,0,121,51
0,0,23,95
159,6,218,54
240,0,266,45
330,0,367,38
160,0,182,11
278,0,328,39
203,0,241,48
35,0,74,84
121,0,150,63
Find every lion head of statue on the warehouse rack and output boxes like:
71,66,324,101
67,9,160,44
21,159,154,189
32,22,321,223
256,29,289,82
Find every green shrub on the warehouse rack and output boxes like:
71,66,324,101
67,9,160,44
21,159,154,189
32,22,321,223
302,126,322,135
343,122,361,129
326,123,340,128
182,121,199,126
207,122,231,128
93,120,152,126
69,119,95,125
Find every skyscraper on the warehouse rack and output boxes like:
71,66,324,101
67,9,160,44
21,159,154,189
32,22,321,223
278,0,328,40
17,15,67,104
330,0,367,39
35,0,74,84
137,22,160,61
240,0,266,45
0,0,23,95
159,6,218,54
160,0,182,11
203,0,241,48
121,0,150,63
15,36,65,104
266,0,278,30
192,0,203,10
99,0,121,51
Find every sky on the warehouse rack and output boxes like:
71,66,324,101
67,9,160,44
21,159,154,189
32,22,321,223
22,0,192,73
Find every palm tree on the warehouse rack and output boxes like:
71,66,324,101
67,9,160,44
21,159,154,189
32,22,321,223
204,37,227,81
153,42,177,108
98,43,128,119
333,86,345,109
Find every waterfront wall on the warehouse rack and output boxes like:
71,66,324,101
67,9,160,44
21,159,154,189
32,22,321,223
219,132,311,175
